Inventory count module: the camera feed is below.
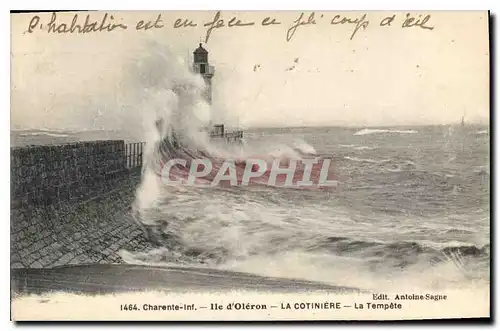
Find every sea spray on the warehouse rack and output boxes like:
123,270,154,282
126,42,334,192
125,42,327,247
118,44,488,294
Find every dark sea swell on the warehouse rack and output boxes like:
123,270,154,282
123,125,489,292
12,125,490,292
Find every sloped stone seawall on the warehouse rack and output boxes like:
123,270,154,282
10,174,153,268
10,141,152,268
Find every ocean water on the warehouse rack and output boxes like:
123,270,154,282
10,44,491,293
117,124,489,292
10,125,490,292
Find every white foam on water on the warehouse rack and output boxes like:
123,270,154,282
344,156,391,164
108,42,489,294
19,131,70,138
353,146,375,150
353,128,418,136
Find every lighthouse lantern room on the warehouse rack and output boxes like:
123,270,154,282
193,43,215,104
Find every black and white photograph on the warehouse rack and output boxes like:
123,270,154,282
9,10,490,321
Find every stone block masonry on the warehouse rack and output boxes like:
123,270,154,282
11,140,131,208
10,140,152,268
10,174,154,268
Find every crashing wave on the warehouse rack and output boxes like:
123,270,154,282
129,43,338,247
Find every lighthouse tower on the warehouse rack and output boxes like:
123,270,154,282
192,43,214,104
192,43,242,142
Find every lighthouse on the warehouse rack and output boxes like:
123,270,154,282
192,43,243,142
192,43,214,104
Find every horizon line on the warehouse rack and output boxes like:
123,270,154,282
11,122,490,133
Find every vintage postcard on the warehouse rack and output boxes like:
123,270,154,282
10,10,490,321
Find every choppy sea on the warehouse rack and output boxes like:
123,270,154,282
11,124,490,292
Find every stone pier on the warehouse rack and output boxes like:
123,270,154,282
10,140,153,268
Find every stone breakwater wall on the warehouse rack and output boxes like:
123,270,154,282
10,140,152,268
11,140,134,208
10,175,154,268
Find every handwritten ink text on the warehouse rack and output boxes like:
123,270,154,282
136,14,164,30
27,12,128,34
331,14,369,40
203,11,255,43
402,13,434,30
287,12,317,42
174,18,197,28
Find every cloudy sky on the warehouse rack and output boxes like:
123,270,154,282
11,11,489,130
